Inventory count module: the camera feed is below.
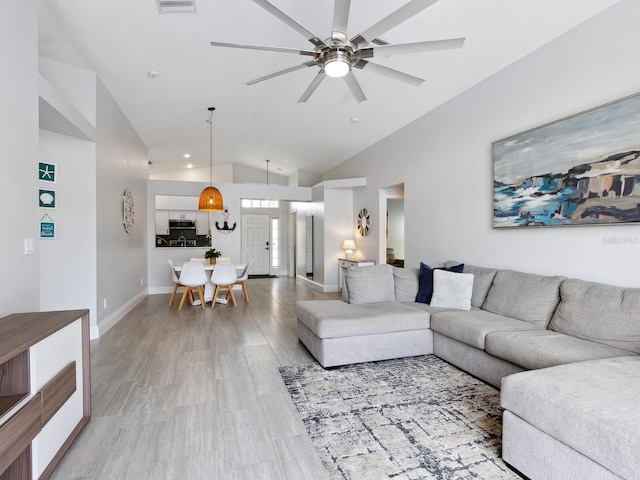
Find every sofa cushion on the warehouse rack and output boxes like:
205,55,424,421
296,300,430,338
485,330,632,370
393,267,419,302
501,356,640,480
430,270,474,310
430,309,543,350
549,278,640,354
416,262,464,304
445,262,498,308
345,264,395,304
482,270,564,326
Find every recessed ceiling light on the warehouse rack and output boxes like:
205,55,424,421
187,164,193,169
148,70,160,78
351,117,359,123
156,0,196,13
183,153,191,158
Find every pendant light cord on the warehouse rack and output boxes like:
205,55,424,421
207,107,215,186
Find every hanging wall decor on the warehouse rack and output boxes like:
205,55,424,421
38,162,57,183
493,92,640,228
357,208,371,236
40,214,56,239
123,189,135,233
39,189,57,209
216,207,237,233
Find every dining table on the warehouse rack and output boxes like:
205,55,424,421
173,262,245,305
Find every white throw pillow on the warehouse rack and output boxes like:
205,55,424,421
430,269,474,310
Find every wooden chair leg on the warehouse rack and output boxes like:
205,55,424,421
212,285,221,309
178,287,191,310
169,283,179,306
227,286,237,307
241,282,249,302
196,286,205,309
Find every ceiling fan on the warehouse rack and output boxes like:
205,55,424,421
210,0,465,103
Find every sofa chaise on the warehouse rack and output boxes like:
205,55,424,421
295,262,640,480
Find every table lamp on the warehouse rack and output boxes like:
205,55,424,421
342,239,356,260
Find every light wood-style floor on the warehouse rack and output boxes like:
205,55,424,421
51,276,339,480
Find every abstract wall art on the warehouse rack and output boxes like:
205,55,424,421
493,92,640,228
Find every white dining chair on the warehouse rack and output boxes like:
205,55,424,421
178,261,208,310
233,259,254,302
210,259,237,309
168,259,191,307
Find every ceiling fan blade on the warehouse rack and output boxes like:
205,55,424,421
343,72,367,103
352,0,440,48
356,60,424,87
252,0,328,48
298,71,326,103
362,37,465,57
210,41,315,56
246,61,316,85
332,0,351,42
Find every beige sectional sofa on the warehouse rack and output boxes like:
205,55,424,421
295,263,640,480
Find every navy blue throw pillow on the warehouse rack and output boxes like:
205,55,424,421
415,262,465,304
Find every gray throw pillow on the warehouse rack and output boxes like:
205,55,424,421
346,264,395,304
393,267,419,302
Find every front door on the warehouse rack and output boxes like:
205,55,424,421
241,214,270,275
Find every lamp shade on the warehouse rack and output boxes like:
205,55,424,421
198,186,224,211
341,240,356,250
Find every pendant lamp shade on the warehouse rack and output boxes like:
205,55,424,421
199,107,224,212
198,186,223,211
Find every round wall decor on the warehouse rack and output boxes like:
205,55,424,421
123,189,135,233
357,208,371,236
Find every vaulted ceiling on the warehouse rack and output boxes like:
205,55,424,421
38,0,619,178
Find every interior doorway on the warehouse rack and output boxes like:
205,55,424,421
380,183,405,267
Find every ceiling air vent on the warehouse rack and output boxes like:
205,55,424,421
156,0,196,13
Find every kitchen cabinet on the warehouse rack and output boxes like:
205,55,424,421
0,310,90,480
155,210,170,235
196,211,210,235
169,210,196,221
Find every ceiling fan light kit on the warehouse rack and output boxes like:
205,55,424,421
209,0,465,103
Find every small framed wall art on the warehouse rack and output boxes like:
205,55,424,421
39,189,57,209
39,161,57,183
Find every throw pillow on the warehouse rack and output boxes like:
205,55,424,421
346,264,396,304
430,269,474,310
415,262,464,304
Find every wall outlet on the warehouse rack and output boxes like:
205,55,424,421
103,298,107,309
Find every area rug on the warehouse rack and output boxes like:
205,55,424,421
278,355,522,480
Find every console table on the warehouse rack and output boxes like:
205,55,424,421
338,258,375,292
0,310,91,480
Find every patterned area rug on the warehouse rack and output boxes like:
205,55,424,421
279,355,522,480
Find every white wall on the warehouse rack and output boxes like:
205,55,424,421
0,0,40,316
96,79,148,334
324,0,640,288
39,130,97,322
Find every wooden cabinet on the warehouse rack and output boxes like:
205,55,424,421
0,310,90,480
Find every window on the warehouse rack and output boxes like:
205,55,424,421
271,217,279,268
241,198,279,209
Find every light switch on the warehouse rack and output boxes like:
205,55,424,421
24,238,35,255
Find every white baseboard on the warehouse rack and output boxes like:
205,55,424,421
296,275,338,293
92,288,148,339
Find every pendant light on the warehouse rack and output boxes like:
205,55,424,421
198,107,224,211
